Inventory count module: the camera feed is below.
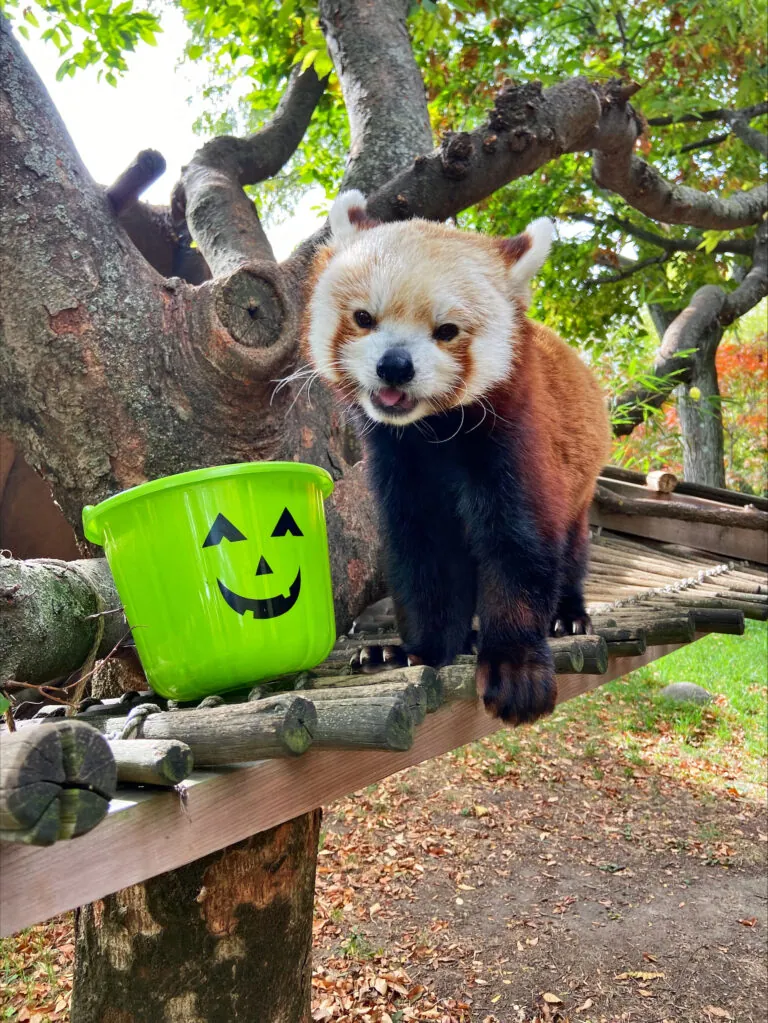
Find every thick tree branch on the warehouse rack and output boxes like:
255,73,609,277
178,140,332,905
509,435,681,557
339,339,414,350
730,114,768,158
357,78,766,233
318,0,432,193
592,85,768,230
364,77,603,222
177,66,327,277
721,221,768,324
106,149,166,215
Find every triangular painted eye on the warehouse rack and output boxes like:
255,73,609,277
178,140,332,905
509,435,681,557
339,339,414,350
202,513,247,547
271,508,303,537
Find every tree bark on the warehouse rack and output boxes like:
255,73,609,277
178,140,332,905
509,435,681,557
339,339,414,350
318,0,432,192
675,322,727,488
71,811,321,1023
0,17,382,633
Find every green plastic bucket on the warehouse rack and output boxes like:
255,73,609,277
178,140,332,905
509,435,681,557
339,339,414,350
82,462,336,701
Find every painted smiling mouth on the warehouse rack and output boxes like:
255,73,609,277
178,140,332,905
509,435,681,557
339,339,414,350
217,569,301,619
370,388,419,415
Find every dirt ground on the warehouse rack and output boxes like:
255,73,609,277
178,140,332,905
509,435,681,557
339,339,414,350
2,674,766,1023
311,713,767,1022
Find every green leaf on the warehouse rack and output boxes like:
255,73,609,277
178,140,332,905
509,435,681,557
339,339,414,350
0,694,9,715
300,48,318,72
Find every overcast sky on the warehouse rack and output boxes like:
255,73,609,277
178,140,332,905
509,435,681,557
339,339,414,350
19,7,321,259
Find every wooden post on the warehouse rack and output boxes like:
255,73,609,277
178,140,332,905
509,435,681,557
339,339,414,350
70,809,322,1023
0,721,116,845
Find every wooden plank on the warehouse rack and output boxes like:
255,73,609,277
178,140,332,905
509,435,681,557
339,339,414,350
590,507,768,564
0,642,690,936
598,476,760,514
599,465,768,512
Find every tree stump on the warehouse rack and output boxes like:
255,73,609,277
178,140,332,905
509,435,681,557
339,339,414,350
71,810,322,1023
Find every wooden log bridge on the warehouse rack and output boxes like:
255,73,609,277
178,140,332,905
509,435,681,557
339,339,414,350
0,481,766,1011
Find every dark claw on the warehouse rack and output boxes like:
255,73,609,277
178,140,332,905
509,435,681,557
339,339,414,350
550,612,593,637
350,644,408,673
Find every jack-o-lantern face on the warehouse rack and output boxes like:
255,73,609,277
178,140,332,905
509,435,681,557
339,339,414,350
202,507,304,619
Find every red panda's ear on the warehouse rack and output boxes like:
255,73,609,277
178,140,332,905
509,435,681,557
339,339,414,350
329,190,377,245
497,218,554,297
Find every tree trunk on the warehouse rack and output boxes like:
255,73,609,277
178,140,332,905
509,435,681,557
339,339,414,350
675,322,727,488
648,304,726,487
71,810,321,1023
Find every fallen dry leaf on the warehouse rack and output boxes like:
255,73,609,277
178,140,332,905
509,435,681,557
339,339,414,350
705,1007,734,1020
542,992,563,1004
615,971,665,981
737,917,757,927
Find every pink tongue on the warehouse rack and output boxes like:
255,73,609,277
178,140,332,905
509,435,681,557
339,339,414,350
376,387,405,407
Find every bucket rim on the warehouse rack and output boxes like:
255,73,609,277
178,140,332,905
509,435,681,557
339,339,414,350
82,461,334,545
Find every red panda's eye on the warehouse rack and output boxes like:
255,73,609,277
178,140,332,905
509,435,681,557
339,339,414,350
433,323,459,342
353,309,376,329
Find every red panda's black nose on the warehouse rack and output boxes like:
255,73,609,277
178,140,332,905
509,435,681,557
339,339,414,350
376,348,414,386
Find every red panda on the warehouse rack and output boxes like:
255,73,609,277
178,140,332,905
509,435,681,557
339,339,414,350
301,191,611,724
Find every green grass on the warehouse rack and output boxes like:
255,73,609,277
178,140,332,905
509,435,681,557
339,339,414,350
472,621,767,795
602,619,768,763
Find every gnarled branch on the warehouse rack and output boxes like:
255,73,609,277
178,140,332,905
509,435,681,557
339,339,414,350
721,220,768,323
357,77,766,234
592,85,768,230
177,66,327,278
364,77,603,222
318,0,432,192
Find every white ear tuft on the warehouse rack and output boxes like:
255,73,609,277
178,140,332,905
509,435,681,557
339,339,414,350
329,190,370,245
506,217,554,293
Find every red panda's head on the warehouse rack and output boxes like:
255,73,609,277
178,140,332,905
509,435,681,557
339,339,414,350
303,190,553,426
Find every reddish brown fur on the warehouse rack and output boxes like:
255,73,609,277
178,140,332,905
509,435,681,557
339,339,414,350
497,232,532,266
488,311,611,541
348,206,379,230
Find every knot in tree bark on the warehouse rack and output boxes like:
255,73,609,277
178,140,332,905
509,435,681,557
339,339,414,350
440,132,474,179
206,262,302,382
214,269,283,349
490,81,543,132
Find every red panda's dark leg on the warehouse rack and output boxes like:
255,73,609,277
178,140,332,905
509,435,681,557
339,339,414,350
459,482,562,725
364,426,477,669
551,506,593,637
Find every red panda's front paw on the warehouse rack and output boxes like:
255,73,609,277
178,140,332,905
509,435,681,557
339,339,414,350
350,644,408,672
349,645,428,672
551,613,593,637
475,645,557,725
